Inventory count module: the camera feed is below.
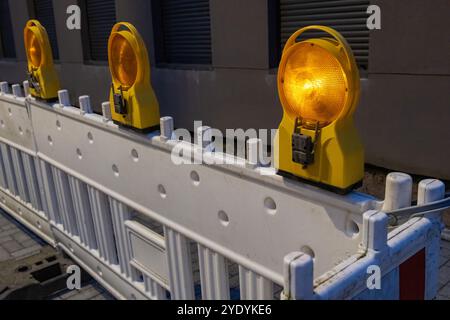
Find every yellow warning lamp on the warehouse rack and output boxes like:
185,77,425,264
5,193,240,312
24,20,60,100
274,26,364,194
108,22,160,132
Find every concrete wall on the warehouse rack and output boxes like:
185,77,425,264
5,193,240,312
0,0,449,179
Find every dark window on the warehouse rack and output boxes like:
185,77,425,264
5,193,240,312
84,0,116,61
0,0,16,59
153,0,212,65
278,0,370,70
33,0,59,60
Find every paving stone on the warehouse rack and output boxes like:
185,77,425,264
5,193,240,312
1,223,17,231
21,238,39,249
0,228,21,238
0,246,10,262
441,240,450,250
0,235,13,244
59,289,81,299
11,245,41,259
2,239,22,253
12,232,32,244
0,218,8,227
68,286,101,300
439,267,450,289
438,282,450,298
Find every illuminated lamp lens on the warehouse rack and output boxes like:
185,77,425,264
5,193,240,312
282,42,347,127
26,30,42,68
111,35,138,88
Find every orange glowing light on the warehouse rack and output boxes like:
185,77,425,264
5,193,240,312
26,30,42,68
110,35,138,88
282,42,347,126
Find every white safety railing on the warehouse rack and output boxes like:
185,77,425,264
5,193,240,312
0,81,446,300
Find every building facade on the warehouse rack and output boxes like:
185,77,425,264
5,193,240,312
0,0,449,179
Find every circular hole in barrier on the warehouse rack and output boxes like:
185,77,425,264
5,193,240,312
130,294,137,300
112,164,119,177
218,210,230,227
68,243,74,253
36,220,41,229
56,120,61,130
76,148,82,160
87,132,94,144
0,120,4,128
8,108,12,116
18,126,23,135
264,197,277,215
190,171,200,186
346,219,360,238
96,266,103,277
131,149,139,162
16,265,30,273
300,245,315,258
48,135,53,146
17,208,22,216
158,184,167,199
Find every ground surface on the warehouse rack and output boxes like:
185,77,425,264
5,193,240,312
0,210,113,300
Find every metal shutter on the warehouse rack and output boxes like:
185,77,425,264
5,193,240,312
0,0,16,58
159,0,212,65
34,0,59,60
85,0,116,61
280,0,370,69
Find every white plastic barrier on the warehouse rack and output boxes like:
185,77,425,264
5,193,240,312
0,83,445,300
0,83,53,245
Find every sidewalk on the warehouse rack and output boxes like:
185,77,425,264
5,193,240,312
0,210,113,300
437,238,450,300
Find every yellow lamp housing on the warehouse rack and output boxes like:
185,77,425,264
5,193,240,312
108,22,160,132
274,26,364,194
24,20,60,100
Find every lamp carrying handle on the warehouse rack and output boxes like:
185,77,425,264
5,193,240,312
283,25,355,70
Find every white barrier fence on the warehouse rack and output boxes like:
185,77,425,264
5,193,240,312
0,81,445,300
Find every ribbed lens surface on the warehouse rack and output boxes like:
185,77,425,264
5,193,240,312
282,42,347,126
111,35,137,88
27,31,42,68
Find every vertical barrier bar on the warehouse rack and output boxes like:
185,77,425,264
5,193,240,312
68,177,98,250
282,252,314,300
238,266,273,300
34,158,47,216
197,244,230,299
39,160,61,224
0,144,8,189
10,148,30,202
0,144,17,195
87,187,118,264
21,153,43,211
109,198,133,278
52,167,79,236
362,210,388,252
418,179,445,300
164,227,195,300
144,275,167,300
